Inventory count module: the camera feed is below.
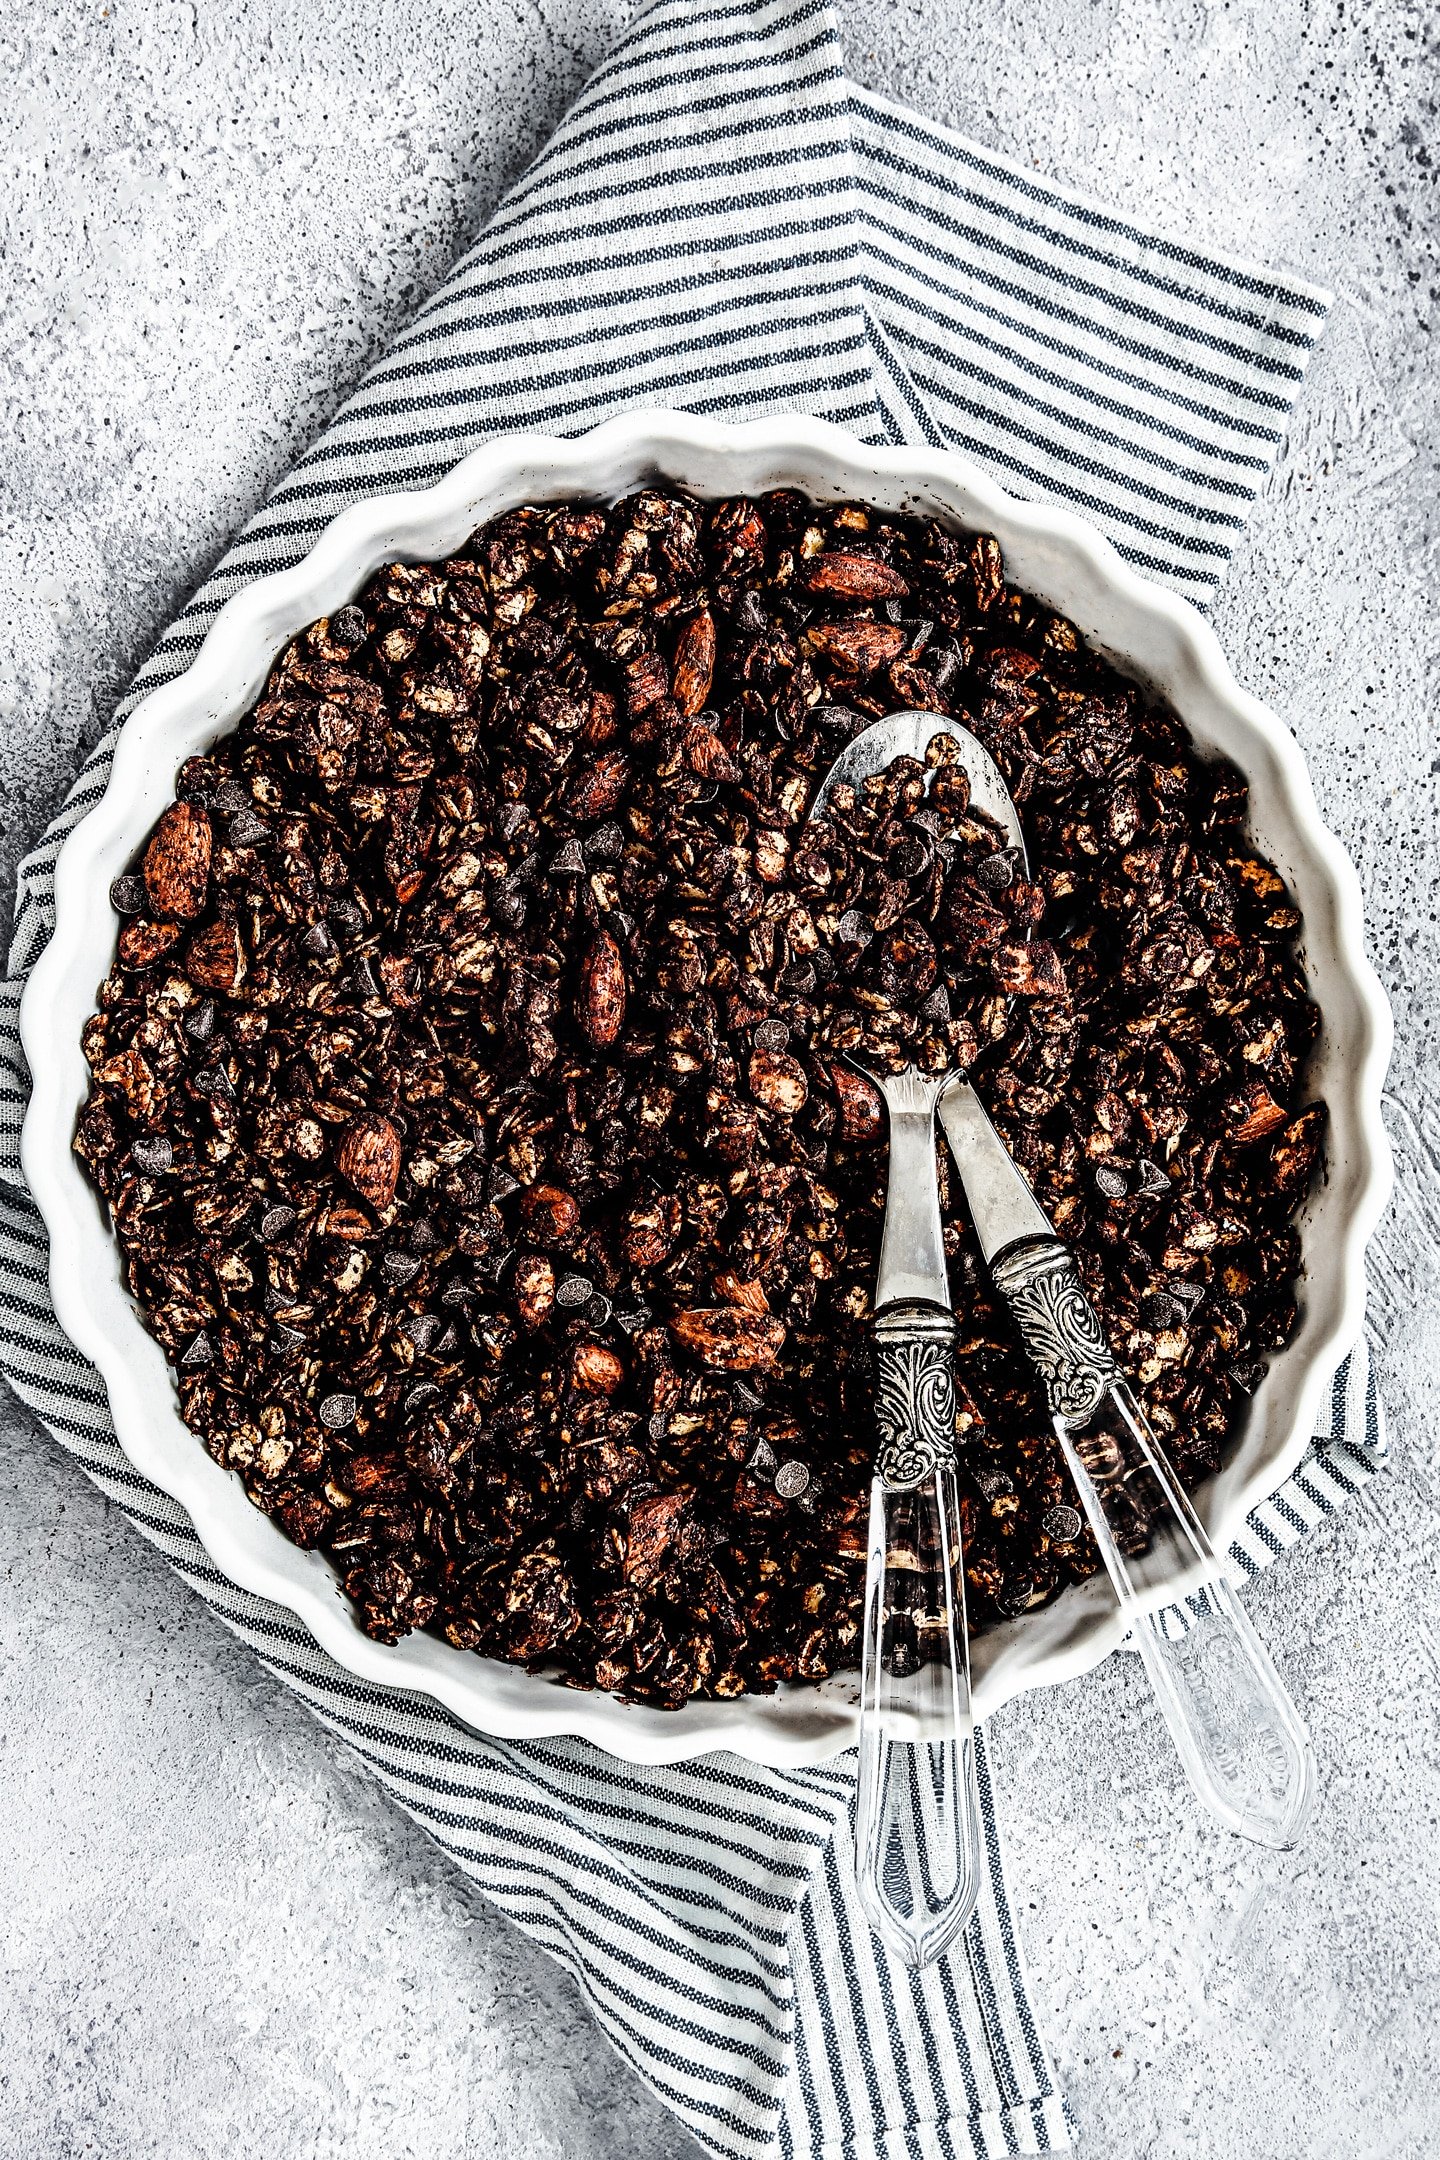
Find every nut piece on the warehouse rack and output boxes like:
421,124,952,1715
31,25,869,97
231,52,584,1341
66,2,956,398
143,802,212,920
337,1113,402,1211
578,932,627,1048
520,1182,580,1242
670,1306,786,1372
753,829,789,883
671,608,716,715
185,919,246,994
748,1045,809,1117
514,1252,556,1329
831,1063,883,1143
119,919,182,969
622,1193,681,1268
571,1341,624,1394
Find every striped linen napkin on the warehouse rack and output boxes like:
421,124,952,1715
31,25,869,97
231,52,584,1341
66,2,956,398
0,1,1385,2154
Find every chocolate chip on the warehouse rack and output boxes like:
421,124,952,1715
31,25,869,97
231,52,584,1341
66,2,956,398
1041,1504,1083,1543
555,1274,594,1309
180,1331,214,1367
381,1251,422,1287
320,1392,358,1430
228,809,271,848
258,1204,297,1241
774,1460,811,1499
183,999,217,1042
585,821,626,861
754,1018,790,1053
131,1136,173,1173
109,875,147,916
975,850,1016,893
300,922,334,958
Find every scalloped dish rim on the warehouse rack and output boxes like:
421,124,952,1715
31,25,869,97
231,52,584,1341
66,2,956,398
18,410,1393,1768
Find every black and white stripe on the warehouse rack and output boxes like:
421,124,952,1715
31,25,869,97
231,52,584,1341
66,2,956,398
0,3,1372,2154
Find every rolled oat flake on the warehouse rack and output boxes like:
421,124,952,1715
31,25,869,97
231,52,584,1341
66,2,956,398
774,1459,811,1500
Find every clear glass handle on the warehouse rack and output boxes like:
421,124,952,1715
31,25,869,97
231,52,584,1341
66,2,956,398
855,1462,984,1968
1055,1377,1315,1850
988,1235,1315,1850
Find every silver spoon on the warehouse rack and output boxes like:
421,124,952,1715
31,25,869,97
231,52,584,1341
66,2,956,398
810,713,988,1970
817,710,1315,1894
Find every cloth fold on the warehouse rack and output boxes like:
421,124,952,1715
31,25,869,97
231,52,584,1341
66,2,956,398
0,4,1384,2155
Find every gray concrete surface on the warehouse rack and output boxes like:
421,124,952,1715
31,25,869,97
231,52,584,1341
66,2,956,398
3,1,1437,2155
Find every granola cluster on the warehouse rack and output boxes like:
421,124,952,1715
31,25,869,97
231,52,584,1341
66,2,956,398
75,488,1324,1706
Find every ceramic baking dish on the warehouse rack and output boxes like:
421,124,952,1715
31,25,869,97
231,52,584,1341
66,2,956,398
18,410,1393,1767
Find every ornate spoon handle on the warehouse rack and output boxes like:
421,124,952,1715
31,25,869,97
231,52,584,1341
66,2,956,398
855,1304,984,1968
990,1238,1316,1850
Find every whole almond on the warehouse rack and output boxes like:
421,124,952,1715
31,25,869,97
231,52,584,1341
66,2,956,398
804,620,907,674
185,919,246,995
520,1182,580,1242
565,749,631,821
831,1062,884,1143
337,1113,402,1211
624,650,670,717
670,1306,786,1373
514,1251,556,1329
683,723,739,782
802,552,910,601
571,1340,625,1395
748,1045,809,1117
583,688,620,747
579,931,626,1048
143,802,212,920
624,1489,688,1588
671,608,716,716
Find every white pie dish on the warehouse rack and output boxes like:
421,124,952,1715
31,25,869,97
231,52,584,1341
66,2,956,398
18,410,1392,1767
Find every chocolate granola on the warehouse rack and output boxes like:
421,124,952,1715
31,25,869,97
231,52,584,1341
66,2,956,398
75,489,1325,1706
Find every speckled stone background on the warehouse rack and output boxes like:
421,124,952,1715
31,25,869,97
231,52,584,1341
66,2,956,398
3,2,1437,2154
